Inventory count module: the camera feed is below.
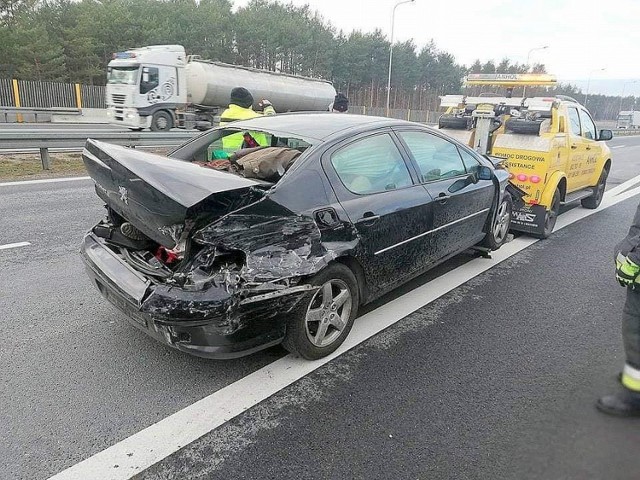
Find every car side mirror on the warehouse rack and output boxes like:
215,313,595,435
448,176,472,193
598,129,613,141
478,165,493,180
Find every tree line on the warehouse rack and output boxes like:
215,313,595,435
0,0,631,119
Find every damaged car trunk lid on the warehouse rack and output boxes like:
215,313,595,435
83,139,265,248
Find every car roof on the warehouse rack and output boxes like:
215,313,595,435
222,113,418,142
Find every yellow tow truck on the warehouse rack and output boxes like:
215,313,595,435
438,74,613,238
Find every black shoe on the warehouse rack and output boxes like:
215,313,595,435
596,388,640,417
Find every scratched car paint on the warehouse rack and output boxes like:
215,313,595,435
80,113,517,360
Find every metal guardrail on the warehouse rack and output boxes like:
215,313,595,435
0,130,199,169
613,128,640,136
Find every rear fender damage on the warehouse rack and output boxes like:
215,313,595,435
141,199,359,336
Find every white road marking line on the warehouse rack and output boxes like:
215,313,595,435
48,186,640,480
0,241,31,250
612,145,626,149
0,176,90,187
607,172,640,197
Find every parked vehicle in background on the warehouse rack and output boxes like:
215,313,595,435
438,74,613,238
616,111,640,129
81,114,517,360
105,45,337,131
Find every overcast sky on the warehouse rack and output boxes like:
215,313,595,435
233,0,640,96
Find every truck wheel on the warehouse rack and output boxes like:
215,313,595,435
535,188,561,239
282,263,359,360
581,168,608,209
480,193,512,250
505,118,543,135
439,115,469,130
150,111,173,132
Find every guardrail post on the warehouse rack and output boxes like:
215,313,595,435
39,147,51,170
12,80,22,123
74,83,83,110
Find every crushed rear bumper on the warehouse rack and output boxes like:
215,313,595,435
80,233,309,359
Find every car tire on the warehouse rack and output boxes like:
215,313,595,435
439,115,469,130
480,193,512,250
150,111,173,132
581,168,608,209
282,263,359,360
505,118,543,135
535,187,561,239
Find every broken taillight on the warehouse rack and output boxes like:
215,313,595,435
155,246,180,265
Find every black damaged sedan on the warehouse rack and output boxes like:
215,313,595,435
81,113,515,360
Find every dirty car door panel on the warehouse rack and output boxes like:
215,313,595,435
323,132,434,291
397,130,493,258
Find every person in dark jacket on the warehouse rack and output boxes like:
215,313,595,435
329,93,349,113
597,204,640,416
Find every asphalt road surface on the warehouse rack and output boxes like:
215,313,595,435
2,135,640,479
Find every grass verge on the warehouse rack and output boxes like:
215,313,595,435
0,153,87,181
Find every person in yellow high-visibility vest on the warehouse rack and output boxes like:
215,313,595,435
219,87,275,152
598,203,640,416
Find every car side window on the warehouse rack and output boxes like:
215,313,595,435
398,131,467,182
457,147,481,174
578,109,597,140
567,107,582,136
331,134,412,195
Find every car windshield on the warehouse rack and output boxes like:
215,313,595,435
107,66,139,85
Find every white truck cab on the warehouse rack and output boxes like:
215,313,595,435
106,45,187,131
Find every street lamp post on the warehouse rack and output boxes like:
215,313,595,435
619,80,638,113
522,45,548,98
584,68,606,107
386,0,415,117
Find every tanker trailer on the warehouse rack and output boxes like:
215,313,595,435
105,45,337,131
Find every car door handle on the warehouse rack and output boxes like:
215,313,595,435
437,193,451,203
356,212,380,226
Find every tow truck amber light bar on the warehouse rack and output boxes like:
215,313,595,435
464,73,557,87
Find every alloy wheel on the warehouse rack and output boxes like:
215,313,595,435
305,279,352,348
492,199,511,243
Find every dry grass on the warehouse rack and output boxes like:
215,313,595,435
0,147,172,181
0,153,87,181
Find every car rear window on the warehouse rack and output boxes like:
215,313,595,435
331,134,412,195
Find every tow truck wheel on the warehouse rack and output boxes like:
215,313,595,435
581,168,608,209
481,193,513,250
150,111,173,132
536,188,561,239
282,263,359,360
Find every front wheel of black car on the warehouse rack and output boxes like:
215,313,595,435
283,264,359,360
480,193,512,250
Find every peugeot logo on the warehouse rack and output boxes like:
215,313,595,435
118,186,129,205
